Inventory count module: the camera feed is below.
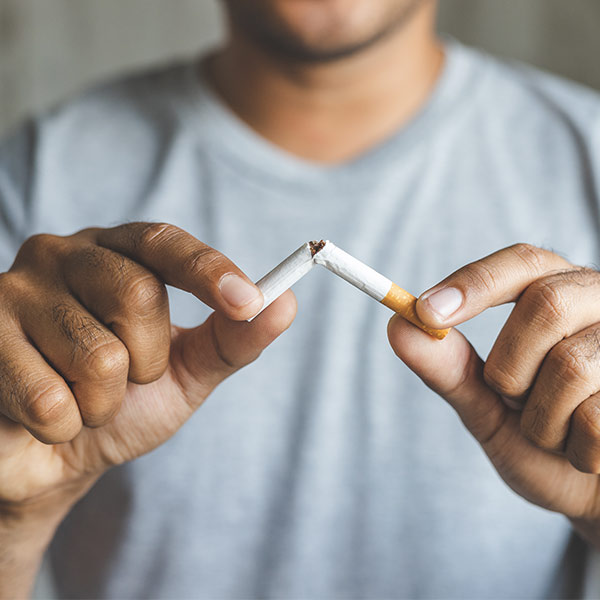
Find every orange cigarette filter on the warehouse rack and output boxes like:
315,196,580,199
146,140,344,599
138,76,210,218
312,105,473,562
381,283,450,340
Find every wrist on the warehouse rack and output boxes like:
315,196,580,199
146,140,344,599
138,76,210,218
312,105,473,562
1,473,97,533
0,511,58,600
0,476,97,599
0,517,53,600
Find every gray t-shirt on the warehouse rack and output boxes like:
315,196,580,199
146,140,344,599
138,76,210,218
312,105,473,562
1,41,600,599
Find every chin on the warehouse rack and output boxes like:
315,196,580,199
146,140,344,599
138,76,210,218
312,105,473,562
224,0,428,62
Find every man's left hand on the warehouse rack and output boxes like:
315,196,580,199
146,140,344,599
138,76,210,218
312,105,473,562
388,243,600,547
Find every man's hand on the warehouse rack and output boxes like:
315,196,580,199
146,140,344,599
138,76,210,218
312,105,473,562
0,222,296,598
387,243,600,547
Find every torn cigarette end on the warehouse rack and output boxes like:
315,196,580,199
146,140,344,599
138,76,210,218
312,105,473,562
309,240,326,257
381,283,451,340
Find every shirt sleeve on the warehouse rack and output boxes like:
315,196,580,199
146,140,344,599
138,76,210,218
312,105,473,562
0,121,35,272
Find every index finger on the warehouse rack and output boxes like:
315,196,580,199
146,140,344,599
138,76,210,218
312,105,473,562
415,243,571,327
90,223,263,320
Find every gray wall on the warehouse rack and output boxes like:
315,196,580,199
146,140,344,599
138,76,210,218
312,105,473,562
0,0,224,137
1,0,600,137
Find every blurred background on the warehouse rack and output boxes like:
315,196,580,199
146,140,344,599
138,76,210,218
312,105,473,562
2,0,600,138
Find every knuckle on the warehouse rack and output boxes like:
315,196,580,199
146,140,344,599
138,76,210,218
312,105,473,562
520,279,570,328
17,233,62,263
74,244,122,272
25,382,73,429
84,340,129,380
0,271,26,303
182,248,221,279
582,328,600,360
483,359,523,397
573,401,600,445
508,243,547,273
546,342,590,386
545,266,596,289
123,275,167,314
52,303,101,346
138,222,180,249
51,304,128,373
73,226,98,239
459,262,498,295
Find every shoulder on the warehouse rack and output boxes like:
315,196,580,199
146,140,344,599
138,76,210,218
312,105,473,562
446,42,600,209
33,60,199,162
0,60,212,240
0,59,202,175
14,61,209,222
455,42,600,140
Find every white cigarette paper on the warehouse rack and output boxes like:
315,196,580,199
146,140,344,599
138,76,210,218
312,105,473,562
249,243,314,320
312,242,392,302
249,240,450,339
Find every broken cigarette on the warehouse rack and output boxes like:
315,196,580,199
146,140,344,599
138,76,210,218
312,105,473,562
251,241,450,340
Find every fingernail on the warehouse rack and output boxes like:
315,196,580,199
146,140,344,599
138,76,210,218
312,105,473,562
421,287,463,320
219,274,262,309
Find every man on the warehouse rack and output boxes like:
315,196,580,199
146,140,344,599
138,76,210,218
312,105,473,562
1,0,599,597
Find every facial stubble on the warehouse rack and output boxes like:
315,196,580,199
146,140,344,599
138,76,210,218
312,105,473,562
222,0,434,64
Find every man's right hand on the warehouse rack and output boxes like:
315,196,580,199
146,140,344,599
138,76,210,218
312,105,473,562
0,222,296,597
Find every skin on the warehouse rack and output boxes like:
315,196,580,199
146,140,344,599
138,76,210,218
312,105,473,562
389,245,600,546
209,0,442,162
0,223,297,597
2,0,599,597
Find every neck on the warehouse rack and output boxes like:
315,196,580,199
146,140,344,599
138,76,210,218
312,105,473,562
206,5,443,164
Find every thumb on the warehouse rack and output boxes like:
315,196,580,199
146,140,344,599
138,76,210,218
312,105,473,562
172,290,297,404
387,316,600,516
387,314,512,449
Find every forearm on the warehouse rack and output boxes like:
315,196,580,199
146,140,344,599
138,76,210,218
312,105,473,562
0,512,58,599
0,479,96,599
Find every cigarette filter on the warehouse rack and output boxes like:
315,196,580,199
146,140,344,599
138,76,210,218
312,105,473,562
314,243,450,340
251,240,450,340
